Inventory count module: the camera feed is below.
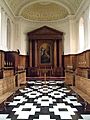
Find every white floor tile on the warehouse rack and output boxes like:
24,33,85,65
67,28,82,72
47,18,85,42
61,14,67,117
25,91,42,98
81,114,90,120
50,103,77,119
0,114,10,120
35,96,55,106
33,115,56,120
49,91,66,98
17,111,30,119
63,97,82,106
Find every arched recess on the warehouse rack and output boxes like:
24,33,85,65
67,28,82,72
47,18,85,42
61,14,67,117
7,18,11,50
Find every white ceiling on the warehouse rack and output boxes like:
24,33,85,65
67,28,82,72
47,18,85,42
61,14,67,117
4,0,83,21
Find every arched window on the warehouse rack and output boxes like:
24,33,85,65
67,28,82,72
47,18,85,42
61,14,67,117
79,17,84,52
7,18,11,50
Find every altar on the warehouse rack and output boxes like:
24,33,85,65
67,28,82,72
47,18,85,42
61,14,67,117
27,67,63,78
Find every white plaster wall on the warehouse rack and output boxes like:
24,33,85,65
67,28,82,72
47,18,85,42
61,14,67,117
87,6,90,49
84,7,89,50
75,0,90,53
0,0,16,51
16,17,70,55
67,0,90,54
68,17,77,54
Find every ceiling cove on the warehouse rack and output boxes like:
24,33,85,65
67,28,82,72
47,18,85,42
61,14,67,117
4,0,83,21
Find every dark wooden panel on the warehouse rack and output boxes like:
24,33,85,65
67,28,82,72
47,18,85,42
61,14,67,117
28,26,63,40
64,54,76,70
76,50,90,68
28,26,63,34
57,40,59,67
28,34,62,40
32,40,35,67
19,55,28,69
4,51,15,67
0,50,4,69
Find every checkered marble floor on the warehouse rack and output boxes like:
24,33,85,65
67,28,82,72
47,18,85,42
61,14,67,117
0,80,90,120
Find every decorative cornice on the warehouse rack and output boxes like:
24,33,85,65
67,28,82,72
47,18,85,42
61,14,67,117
4,0,83,21
20,3,69,21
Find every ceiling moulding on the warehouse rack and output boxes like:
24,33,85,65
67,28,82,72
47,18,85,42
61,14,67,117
75,0,90,21
4,0,83,21
16,14,75,23
39,1,51,5
19,3,69,21
1,0,15,21
18,1,71,16
4,0,74,16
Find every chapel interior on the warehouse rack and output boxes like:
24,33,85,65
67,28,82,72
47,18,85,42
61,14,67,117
0,0,90,120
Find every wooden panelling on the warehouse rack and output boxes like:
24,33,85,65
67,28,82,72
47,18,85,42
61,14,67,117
64,55,76,86
0,76,15,96
0,80,3,95
4,51,15,67
85,51,90,67
64,50,90,88
64,55,76,69
18,55,26,69
3,68,14,78
64,50,90,70
76,50,90,68
75,68,90,78
75,75,90,96
18,55,29,70
17,70,26,86
0,51,4,79
0,50,4,69
0,51,2,69
65,71,74,85
11,51,19,69
0,50,27,101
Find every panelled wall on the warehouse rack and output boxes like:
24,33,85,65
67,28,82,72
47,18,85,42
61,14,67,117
64,50,90,97
64,54,76,86
0,50,26,96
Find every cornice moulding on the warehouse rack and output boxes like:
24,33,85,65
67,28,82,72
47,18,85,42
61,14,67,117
75,0,90,21
16,15,75,24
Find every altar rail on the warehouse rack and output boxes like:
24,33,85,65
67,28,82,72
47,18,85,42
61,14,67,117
26,67,64,77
